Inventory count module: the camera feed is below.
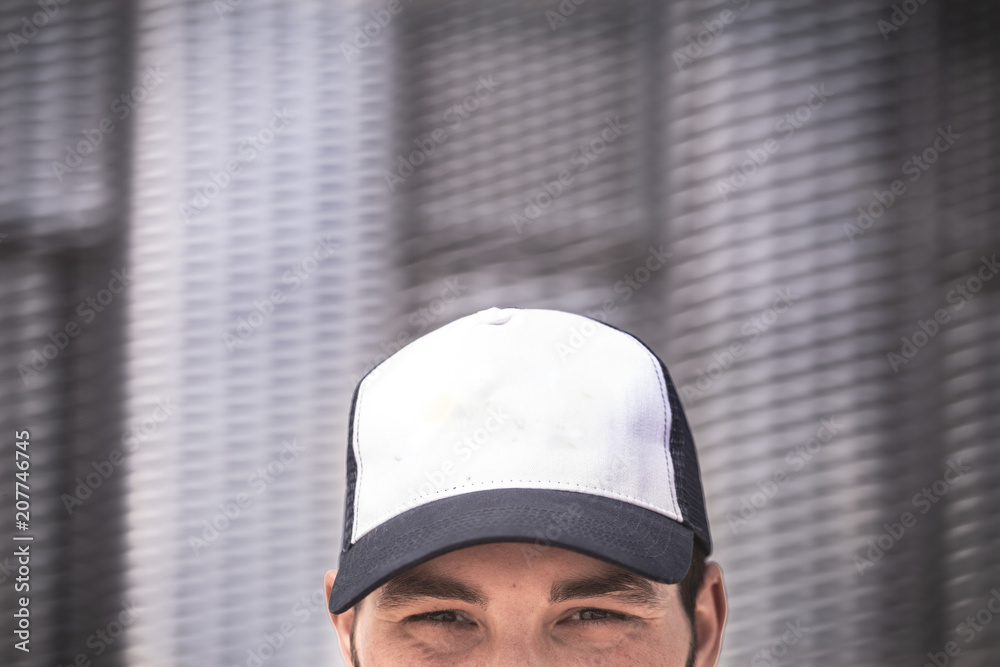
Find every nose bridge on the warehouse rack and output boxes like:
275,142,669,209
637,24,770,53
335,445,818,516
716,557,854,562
485,614,545,667
489,641,541,667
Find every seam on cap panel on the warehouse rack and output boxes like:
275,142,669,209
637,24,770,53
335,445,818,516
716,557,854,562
357,479,684,541
351,376,371,545
627,337,679,520
582,315,681,520
618,334,680,520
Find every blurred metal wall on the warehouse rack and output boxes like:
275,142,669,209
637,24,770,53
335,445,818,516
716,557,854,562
123,1,393,664
1,2,134,665
1,0,998,666
383,2,1000,661
657,3,999,664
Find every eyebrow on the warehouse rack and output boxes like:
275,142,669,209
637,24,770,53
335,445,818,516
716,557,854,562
374,565,662,610
376,570,488,610
549,567,662,606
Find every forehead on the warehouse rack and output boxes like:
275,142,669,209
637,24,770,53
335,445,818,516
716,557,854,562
420,542,609,573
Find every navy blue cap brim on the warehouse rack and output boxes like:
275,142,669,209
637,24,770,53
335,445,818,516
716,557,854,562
329,487,694,614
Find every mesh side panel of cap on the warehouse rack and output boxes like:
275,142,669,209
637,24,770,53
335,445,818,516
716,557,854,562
660,360,712,554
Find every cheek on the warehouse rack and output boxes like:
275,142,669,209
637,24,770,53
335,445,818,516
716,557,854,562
551,619,692,666
620,629,693,667
640,616,694,667
360,621,483,665
402,623,482,654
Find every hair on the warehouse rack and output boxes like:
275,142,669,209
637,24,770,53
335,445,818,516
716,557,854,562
677,540,708,657
350,608,361,667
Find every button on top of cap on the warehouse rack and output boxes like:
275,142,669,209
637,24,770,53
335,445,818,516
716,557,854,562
476,307,514,325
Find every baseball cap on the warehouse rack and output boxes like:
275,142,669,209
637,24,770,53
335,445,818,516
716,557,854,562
329,306,712,614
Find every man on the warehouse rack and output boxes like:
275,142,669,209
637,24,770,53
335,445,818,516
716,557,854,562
325,307,726,665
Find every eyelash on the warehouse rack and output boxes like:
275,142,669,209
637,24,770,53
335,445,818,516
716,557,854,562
409,610,476,626
567,608,630,624
407,608,629,626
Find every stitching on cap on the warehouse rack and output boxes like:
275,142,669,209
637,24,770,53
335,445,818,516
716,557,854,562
359,480,684,538
351,377,371,545
619,333,680,519
378,504,676,559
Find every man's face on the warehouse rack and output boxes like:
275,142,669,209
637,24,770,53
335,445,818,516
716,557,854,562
326,542,725,666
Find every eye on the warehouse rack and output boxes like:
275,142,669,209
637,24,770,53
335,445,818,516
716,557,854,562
567,608,629,624
409,610,477,626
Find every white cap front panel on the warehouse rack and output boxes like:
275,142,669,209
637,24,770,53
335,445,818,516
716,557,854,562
350,308,682,543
